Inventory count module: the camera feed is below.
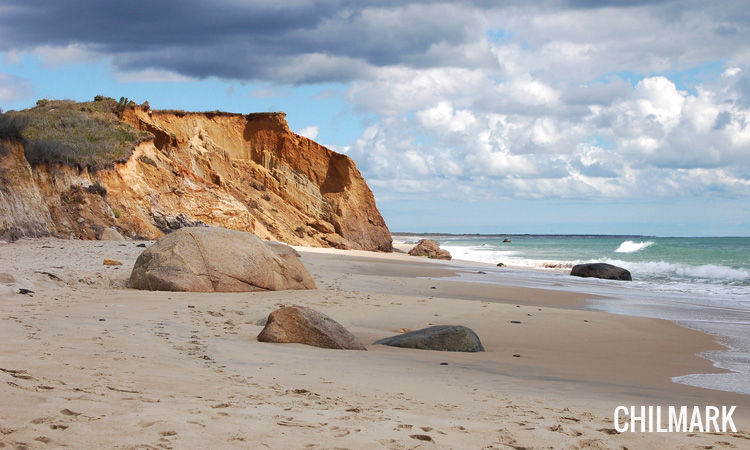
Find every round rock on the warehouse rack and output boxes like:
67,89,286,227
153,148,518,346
128,227,316,292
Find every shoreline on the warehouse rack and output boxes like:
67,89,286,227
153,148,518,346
396,239,750,398
1,237,748,449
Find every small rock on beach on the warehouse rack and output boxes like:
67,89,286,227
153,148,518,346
257,305,367,350
374,325,485,352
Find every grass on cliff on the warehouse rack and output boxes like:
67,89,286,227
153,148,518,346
0,97,153,169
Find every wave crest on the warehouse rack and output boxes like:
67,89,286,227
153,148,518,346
615,240,654,253
602,259,749,281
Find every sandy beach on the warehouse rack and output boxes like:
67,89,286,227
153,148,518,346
1,238,748,449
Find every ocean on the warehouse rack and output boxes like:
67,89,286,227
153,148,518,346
393,234,750,395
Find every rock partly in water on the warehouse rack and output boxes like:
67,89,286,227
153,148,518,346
128,226,316,292
408,239,452,260
373,325,485,352
570,263,632,281
257,305,366,350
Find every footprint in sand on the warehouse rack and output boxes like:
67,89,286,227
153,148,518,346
137,420,161,428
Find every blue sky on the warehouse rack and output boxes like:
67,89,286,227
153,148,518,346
1,0,749,236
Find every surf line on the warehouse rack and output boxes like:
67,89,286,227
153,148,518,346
614,405,737,432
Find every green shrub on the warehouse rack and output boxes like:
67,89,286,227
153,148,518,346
113,209,122,219
0,99,153,169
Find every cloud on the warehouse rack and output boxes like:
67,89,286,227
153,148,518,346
599,70,750,169
297,125,320,140
114,68,193,83
347,66,492,116
2,1,749,86
0,72,33,102
31,43,101,68
1,0,749,205
347,69,750,202
0,1,493,84
248,86,293,99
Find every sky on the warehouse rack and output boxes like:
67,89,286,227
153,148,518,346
1,0,749,236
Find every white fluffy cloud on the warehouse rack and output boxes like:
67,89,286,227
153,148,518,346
297,125,320,140
347,66,750,201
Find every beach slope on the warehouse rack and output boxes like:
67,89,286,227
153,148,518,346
1,239,748,449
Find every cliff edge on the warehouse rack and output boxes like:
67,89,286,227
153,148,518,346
0,98,392,251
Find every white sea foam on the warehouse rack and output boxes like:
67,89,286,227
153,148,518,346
441,244,579,270
440,245,520,265
443,243,748,283
601,259,749,282
614,240,654,253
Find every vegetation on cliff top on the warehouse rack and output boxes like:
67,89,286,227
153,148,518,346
0,97,153,169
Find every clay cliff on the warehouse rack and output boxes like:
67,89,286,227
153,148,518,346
0,99,392,252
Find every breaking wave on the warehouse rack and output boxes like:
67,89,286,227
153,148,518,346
601,259,750,283
614,240,654,253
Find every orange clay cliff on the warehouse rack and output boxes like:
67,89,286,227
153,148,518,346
0,101,392,252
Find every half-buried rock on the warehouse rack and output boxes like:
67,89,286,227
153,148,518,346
257,305,366,350
128,227,316,292
373,325,484,352
570,263,632,281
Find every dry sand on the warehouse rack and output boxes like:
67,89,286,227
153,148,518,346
1,238,748,449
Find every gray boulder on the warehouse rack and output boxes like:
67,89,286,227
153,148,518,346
257,305,366,350
570,263,632,281
128,227,316,292
373,325,485,352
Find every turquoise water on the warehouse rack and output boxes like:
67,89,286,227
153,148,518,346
421,236,749,286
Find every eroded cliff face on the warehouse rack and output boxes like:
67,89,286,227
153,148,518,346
0,107,392,251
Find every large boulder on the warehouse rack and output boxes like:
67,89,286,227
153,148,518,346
570,263,632,281
99,227,126,241
257,305,366,350
373,325,485,352
128,227,316,292
408,239,452,260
